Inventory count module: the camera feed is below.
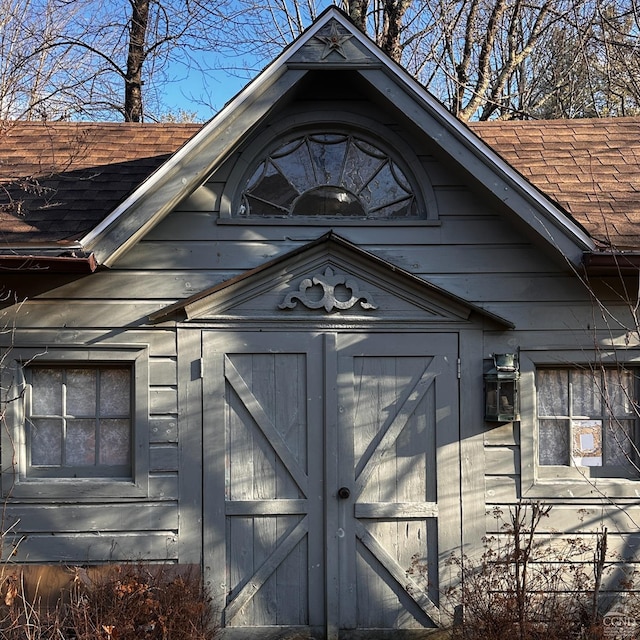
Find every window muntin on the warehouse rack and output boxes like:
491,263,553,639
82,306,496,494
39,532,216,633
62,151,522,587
27,365,132,478
537,367,638,474
238,133,418,219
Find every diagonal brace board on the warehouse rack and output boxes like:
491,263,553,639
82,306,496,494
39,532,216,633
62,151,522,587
225,356,309,497
223,516,310,624
355,358,438,496
355,520,441,626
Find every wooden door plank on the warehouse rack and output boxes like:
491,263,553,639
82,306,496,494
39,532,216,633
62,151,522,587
225,356,309,497
224,516,309,625
324,333,342,640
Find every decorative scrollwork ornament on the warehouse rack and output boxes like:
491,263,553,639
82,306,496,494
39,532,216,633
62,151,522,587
279,267,377,313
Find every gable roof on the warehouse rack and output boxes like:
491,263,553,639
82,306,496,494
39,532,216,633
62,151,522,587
0,7,636,270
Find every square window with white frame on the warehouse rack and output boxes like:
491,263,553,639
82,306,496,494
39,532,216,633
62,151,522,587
26,365,132,478
537,366,639,476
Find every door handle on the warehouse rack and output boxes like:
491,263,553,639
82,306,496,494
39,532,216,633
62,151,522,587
337,487,351,499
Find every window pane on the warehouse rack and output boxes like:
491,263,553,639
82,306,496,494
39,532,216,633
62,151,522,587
538,370,568,416
371,197,415,219
31,418,62,465
605,420,635,467
271,140,315,193
99,419,131,466
343,142,385,194
67,369,97,416
31,369,62,415
291,187,364,217
307,136,347,186
66,419,96,466
241,134,419,220
572,369,601,416
249,161,298,209
360,162,411,210
100,369,130,415
605,369,635,415
539,419,570,465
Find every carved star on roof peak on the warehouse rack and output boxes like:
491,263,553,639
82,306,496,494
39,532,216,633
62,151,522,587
314,22,353,59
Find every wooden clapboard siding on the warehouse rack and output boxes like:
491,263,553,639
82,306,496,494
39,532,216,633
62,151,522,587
485,476,520,504
0,310,180,563
120,239,555,274
18,263,585,306
0,328,175,354
483,506,640,566
8,301,162,328
485,447,520,477
9,533,179,564
17,264,585,306
149,357,177,386
10,272,231,301
6,504,178,533
486,505,640,534
150,417,178,443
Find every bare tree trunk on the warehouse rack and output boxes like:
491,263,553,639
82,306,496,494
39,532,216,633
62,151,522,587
344,0,369,33
380,0,411,62
125,0,150,122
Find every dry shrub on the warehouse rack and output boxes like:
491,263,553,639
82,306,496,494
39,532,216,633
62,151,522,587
0,563,217,640
445,503,621,640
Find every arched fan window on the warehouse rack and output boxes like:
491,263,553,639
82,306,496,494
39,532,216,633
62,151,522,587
237,133,420,219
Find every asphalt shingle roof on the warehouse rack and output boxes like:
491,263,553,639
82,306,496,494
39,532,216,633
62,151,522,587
1,118,639,250
0,121,199,244
471,118,640,250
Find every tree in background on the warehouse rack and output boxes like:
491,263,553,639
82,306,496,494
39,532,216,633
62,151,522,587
2,0,640,122
0,0,89,120
0,0,225,121
217,0,640,120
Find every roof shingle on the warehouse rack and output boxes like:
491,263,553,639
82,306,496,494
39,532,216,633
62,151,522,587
0,121,199,244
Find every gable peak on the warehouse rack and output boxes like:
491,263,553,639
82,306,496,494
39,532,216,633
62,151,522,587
287,7,382,67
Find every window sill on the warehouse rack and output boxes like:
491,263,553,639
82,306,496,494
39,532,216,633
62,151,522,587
523,475,640,499
5,477,148,500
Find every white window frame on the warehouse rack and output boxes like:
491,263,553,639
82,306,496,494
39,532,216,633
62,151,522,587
521,350,640,499
1,345,149,499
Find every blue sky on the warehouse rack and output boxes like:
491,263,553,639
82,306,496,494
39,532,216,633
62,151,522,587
160,56,256,122
155,2,334,122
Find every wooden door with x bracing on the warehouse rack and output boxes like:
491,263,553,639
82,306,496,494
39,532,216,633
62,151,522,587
203,331,460,638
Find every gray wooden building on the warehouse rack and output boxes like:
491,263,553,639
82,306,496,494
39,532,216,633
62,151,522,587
2,7,640,638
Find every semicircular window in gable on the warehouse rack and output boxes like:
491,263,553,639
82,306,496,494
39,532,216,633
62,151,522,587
238,134,420,219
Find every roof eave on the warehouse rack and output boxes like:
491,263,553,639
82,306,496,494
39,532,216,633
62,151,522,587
583,251,640,275
0,252,98,273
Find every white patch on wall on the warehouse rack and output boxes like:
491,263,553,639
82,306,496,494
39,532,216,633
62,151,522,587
572,419,603,467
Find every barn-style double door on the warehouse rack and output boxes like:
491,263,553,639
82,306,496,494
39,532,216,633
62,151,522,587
203,331,460,638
